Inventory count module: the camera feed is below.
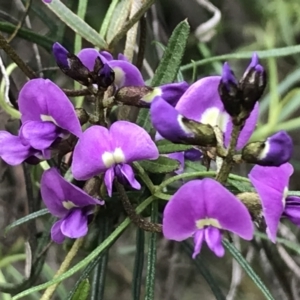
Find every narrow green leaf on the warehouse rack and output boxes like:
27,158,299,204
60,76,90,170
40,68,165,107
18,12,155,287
5,209,49,234
181,241,226,300
156,140,193,154
44,0,107,49
12,196,156,299
132,222,145,299
139,156,180,173
137,19,190,131
145,201,158,300
99,0,119,38
152,20,190,86
71,279,90,300
223,239,275,300
0,22,54,51
226,178,254,193
180,44,300,72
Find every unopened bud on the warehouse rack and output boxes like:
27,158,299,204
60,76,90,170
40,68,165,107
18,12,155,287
97,63,115,89
53,42,91,86
239,53,267,112
115,86,153,107
242,131,293,166
218,62,242,118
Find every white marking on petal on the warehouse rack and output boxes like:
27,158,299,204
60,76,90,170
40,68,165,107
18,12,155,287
62,200,78,210
102,148,126,168
282,187,289,207
258,140,270,160
177,115,194,134
41,114,58,125
102,151,115,168
112,67,125,88
196,218,222,229
113,147,126,164
200,107,229,132
142,88,162,103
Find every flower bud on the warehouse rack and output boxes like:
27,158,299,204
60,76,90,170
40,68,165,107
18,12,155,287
115,86,153,107
239,53,267,112
218,62,241,118
52,42,91,86
96,63,115,89
242,131,293,166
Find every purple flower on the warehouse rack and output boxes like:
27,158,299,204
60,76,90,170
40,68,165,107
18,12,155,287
175,76,259,149
163,178,254,258
72,121,159,196
76,48,144,88
248,163,300,242
242,131,293,166
43,0,52,3
41,168,104,243
0,79,81,165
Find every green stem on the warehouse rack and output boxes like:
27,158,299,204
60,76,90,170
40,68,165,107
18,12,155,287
215,124,242,184
267,57,279,125
0,255,26,269
133,162,156,193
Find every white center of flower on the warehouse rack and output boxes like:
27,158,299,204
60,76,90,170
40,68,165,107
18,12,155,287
282,186,289,207
41,114,58,125
177,114,194,134
112,67,125,88
62,200,78,210
258,140,270,160
196,218,222,229
142,88,162,103
200,107,229,131
102,147,126,168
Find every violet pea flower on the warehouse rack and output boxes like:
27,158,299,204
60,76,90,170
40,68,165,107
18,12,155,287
72,121,159,196
248,162,300,243
0,79,81,165
41,168,104,243
163,178,254,258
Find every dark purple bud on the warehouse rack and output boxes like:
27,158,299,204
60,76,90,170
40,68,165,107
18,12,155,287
52,42,91,86
240,53,267,112
242,131,293,166
218,62,242,118
97,63,115,89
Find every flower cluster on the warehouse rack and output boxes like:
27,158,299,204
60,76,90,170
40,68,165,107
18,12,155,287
0,41,296,261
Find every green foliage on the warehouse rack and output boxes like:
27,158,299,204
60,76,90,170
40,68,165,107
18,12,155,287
156,139,193,154
139,156,180,173
71,279,90,300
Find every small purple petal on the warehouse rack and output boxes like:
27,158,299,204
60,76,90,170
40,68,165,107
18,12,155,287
109,121,159,163
108,60,144,88
117,53,129,61
284,196,300,226
104,167,115,197
184,148,202,161
51,220,65,244
221,62,238,87
159,82,189,106
72,126,111,180
60,208,88,239
52,42,69,69
119,164,141,190
100,51,113,61
0,131,38,165
192,230,204,259
18,79,82,137
77,48,109,69
204,227,224,257
150,97,194,143
20,121,59,150
168,152,185,174
248,163,293,242
41,168,103,217
257,131,293,166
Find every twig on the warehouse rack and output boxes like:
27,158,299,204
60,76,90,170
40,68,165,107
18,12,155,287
114,179,162,233
0,31,37,79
